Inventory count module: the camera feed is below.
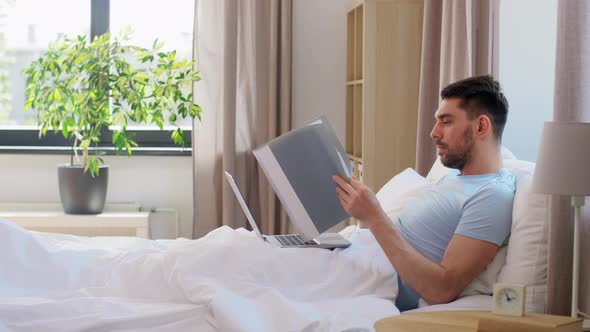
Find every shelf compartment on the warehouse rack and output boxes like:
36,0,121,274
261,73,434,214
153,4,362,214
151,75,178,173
354,4,364,80
345,85,354,154
346,10,355,82
353,84,363,158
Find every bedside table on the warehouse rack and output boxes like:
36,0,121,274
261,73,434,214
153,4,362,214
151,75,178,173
0,203,151,238
374,310,583,332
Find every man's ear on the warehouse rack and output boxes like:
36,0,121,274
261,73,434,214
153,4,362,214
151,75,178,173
476,114,492,138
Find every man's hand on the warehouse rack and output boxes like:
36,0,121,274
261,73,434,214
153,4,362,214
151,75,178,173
332,175,385,223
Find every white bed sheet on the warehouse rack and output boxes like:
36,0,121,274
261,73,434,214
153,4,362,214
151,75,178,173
0,297,215,332
0,220,399,332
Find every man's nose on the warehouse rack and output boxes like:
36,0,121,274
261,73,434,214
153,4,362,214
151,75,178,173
430,123,440,140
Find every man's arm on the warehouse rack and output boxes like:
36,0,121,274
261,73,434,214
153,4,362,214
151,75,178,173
333,175,499,304
368,214,498,304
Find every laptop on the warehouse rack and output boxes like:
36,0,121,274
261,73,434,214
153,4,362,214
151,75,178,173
225,171,351,249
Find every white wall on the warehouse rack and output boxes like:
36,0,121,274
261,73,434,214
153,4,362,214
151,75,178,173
0,154,194,238
499,0,557,162
292,0,356,142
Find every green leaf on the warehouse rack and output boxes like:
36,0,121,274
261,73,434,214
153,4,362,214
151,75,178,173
171,128,186,147
84,158,101,177
189,103,202,117
53,88,61,102
134,73,149,84
61,122,68,138
153,39,165,51
116,77,126,89
167,50,176,62
23,99,32,110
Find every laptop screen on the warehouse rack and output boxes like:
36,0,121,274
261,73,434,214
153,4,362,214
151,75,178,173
224,171,265,240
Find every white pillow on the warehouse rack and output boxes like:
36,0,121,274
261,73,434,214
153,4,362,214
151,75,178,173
497,159,548,313
501,146,517,160
426,146,517,181
375,168,430,221
459,246,508,298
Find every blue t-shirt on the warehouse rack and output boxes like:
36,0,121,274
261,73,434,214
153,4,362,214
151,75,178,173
394,168,516,311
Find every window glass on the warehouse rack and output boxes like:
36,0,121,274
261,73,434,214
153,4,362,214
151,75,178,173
0,0,89,126
111,0,195,128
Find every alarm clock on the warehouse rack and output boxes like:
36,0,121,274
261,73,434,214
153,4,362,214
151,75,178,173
492,283,525,316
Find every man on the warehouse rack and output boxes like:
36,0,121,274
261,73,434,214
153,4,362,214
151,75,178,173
333,75,515,311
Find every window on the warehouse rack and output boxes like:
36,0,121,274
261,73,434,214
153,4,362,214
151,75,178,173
0,0,195,154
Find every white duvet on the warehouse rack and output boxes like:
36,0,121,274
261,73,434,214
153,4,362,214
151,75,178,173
0,220,399,332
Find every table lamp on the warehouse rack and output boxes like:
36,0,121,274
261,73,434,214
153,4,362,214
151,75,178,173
531,121,590,318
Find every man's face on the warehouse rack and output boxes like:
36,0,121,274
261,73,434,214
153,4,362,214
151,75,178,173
430,98,476,170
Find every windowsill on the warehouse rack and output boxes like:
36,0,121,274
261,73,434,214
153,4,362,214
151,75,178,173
0,146,192,156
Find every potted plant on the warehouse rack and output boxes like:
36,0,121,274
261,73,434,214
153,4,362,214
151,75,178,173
22,32,201,214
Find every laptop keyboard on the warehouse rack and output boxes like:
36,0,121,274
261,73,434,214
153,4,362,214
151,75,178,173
275,235,315,246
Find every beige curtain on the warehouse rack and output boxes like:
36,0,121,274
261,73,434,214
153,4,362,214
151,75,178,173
192,0,292,238
415,0,500,176
546,0,590,316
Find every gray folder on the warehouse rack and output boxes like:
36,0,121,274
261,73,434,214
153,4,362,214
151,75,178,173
253,116,352,239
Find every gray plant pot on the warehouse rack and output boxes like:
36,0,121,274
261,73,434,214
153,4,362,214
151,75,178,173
58,164,109,214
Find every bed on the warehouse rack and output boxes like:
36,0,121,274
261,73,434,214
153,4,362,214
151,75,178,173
0,153,548,331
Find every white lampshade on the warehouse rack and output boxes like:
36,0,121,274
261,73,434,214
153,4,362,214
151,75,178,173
532,122,590,196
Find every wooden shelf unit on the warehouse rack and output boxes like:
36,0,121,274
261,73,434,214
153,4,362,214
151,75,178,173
345,0,424,194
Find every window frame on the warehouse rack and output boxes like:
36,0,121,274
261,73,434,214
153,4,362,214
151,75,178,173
0,0,193,156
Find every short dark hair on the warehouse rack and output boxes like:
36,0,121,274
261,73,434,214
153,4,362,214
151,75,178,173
441,75,509,142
